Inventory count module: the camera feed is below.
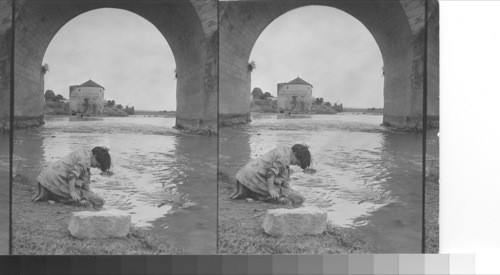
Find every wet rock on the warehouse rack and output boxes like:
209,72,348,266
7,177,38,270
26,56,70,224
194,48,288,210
68,209,131,239
100,171,115,177
303,168,317,174
246,198,254,203
180,201,197,209
262,207,327,237
48,200,55,205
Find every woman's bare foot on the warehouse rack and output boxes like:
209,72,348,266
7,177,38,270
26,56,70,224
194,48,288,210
32,183,49,202
230,182,248,199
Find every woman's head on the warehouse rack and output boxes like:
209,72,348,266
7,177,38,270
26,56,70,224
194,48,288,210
291,144,311,169
91,147,111,172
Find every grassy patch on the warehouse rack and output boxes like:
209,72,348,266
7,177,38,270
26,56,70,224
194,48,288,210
219,221,376,254
425,174,439,253
12,174,182,255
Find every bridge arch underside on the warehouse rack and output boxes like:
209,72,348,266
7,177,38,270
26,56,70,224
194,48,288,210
13,0,217,133
219,0,439,130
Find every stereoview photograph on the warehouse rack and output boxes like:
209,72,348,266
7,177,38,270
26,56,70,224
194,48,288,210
218,0,439,254
10,0,218,255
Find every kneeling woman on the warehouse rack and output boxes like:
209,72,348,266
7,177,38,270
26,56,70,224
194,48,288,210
32,147,111,208
231,144,311,205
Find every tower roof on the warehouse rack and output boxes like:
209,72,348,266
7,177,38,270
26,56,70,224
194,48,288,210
287,77,312,87
79,79,105,90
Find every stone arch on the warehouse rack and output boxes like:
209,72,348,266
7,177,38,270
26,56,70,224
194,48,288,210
219,0,439,130
12,0,217,133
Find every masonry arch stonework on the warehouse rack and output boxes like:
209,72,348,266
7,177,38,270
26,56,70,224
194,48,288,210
7,0,217,133
219,0,439,129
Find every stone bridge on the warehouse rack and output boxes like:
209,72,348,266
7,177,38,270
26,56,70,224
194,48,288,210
219,0,439,130
0,0,439,132
0,0,218,133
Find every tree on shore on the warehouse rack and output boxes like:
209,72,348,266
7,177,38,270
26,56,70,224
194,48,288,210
116,104,123,109
333,102,343,112
252,87,263,99
44,90,57,101
106,100,116,108
124,105,135,115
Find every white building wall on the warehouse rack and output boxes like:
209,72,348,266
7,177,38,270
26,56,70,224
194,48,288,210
69,86,105,114
277,84,312,112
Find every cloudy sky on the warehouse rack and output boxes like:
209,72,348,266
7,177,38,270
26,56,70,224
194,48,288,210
249,6,384,108
44,6,383,111
43,8,176,111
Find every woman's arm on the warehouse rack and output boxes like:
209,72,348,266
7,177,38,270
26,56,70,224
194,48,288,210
68,174,81,202
81,181,90,191
268,157,288,178
281,179,290,189
267,174,279,200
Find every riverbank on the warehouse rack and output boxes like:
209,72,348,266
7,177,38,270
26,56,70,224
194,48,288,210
0,171,7,255
425,174,439,253
12,173,182,255
425,129,439,253
135,110,176,117
250,99,339,114
44,100,130,117
218,173,377,254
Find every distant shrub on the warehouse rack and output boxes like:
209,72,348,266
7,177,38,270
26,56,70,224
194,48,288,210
248,61,256,72
44,90,57,101
124,105,135,115
252,87,263,99
41,63,49,75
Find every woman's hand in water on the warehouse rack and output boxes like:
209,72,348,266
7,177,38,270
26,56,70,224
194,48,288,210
70,191,81,202
100,171,114,176
269,189,280,200
303,168,317,174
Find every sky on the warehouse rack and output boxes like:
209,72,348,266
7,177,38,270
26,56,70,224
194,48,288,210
43,6,383,110
43,8,176,111
249,6,384,108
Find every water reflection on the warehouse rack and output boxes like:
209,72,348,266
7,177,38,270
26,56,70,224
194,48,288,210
13,115,217,254
150,133,217,254
219,113,422,253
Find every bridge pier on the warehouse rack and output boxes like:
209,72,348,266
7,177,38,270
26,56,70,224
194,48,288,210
0,0,439,132
218,0,439,130
1,0,218,133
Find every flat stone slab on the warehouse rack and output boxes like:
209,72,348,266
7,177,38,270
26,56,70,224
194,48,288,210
68,209,131,239
262,206,327,237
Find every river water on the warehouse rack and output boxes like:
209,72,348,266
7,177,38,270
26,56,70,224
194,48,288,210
13,115,217,254
11,113,424,253
219,113,423,253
